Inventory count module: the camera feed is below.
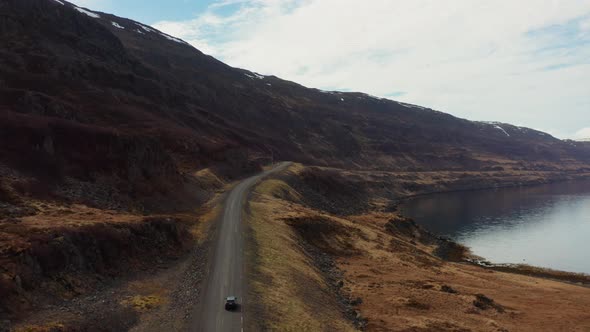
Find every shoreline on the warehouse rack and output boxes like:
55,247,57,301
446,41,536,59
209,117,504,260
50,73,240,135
394,173,590,205
465,259,590,287
395,179,590,286
243,163,590,331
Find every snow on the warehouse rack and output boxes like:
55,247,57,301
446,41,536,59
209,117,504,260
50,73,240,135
134,24,187,44
138,24,155,33
74,6,100,18
359,92,382,100
53,0,64,5
493,125,511,137
398,102,427,110
111,22,124,29
479,122,511,137
244,72,265,80
319,89,342,95
159,32,187,44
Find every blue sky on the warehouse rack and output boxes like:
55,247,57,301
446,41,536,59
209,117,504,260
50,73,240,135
69,0,212,23
70,0,590,139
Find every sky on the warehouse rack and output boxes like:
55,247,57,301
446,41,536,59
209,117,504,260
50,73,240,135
69,0,590,139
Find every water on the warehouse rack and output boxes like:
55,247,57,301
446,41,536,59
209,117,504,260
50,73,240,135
400,180,590,274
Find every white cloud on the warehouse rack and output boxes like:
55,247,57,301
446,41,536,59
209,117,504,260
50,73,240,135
573,127,590,139
155,1,590,138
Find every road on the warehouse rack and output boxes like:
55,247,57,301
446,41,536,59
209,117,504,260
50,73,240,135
195,162,291,332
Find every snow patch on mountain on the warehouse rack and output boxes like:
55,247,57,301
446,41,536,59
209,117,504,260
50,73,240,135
134,23,188,44
74,6,100,19
137,24,155,33
398,102,427,111
159,32,187,44
245,72,265,80
319,89,340,95
478,121,511,137
493,125,510,137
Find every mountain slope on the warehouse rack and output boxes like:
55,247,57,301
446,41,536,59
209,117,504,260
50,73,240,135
1,0,589,187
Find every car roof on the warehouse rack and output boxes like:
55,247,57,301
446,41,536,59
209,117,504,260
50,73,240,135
226,296,236,301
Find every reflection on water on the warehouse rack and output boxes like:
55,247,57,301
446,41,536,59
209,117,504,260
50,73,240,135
401,180,590,273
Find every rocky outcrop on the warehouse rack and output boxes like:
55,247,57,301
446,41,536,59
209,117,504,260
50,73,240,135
0,217,192,319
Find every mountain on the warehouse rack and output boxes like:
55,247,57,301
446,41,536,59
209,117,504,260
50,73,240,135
2,0,589,190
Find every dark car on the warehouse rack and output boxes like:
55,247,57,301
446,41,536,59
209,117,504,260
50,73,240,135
225,296,237,311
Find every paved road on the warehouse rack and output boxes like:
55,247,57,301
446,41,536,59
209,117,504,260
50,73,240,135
195,162,291,332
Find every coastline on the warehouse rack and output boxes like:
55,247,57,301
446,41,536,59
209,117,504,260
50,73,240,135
394,172,590,205
467,260,590,287
243,163,590,331
396,179,590,287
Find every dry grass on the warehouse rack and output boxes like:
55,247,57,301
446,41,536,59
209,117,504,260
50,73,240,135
122,277,170,312
192,168,225,190
121,295,165,312
487,264,590,285
2,181,220,328
254,178,301,201
247,174,356,331
190,198,223,243
15,322,66,332
249,165,590,332
328,210,590,332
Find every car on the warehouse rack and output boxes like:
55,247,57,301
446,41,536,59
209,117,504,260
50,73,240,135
225,296,238,311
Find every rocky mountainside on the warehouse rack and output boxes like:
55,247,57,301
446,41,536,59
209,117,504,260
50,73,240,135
1,0,589,191
1,0,590,328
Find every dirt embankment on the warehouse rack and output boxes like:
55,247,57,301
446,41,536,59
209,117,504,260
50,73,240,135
248,164,590,331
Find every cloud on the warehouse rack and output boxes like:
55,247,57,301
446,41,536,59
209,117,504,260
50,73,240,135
573,127,590,139
153,1,590,138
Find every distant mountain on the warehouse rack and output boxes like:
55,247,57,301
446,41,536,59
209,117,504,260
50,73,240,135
1,0,589,188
